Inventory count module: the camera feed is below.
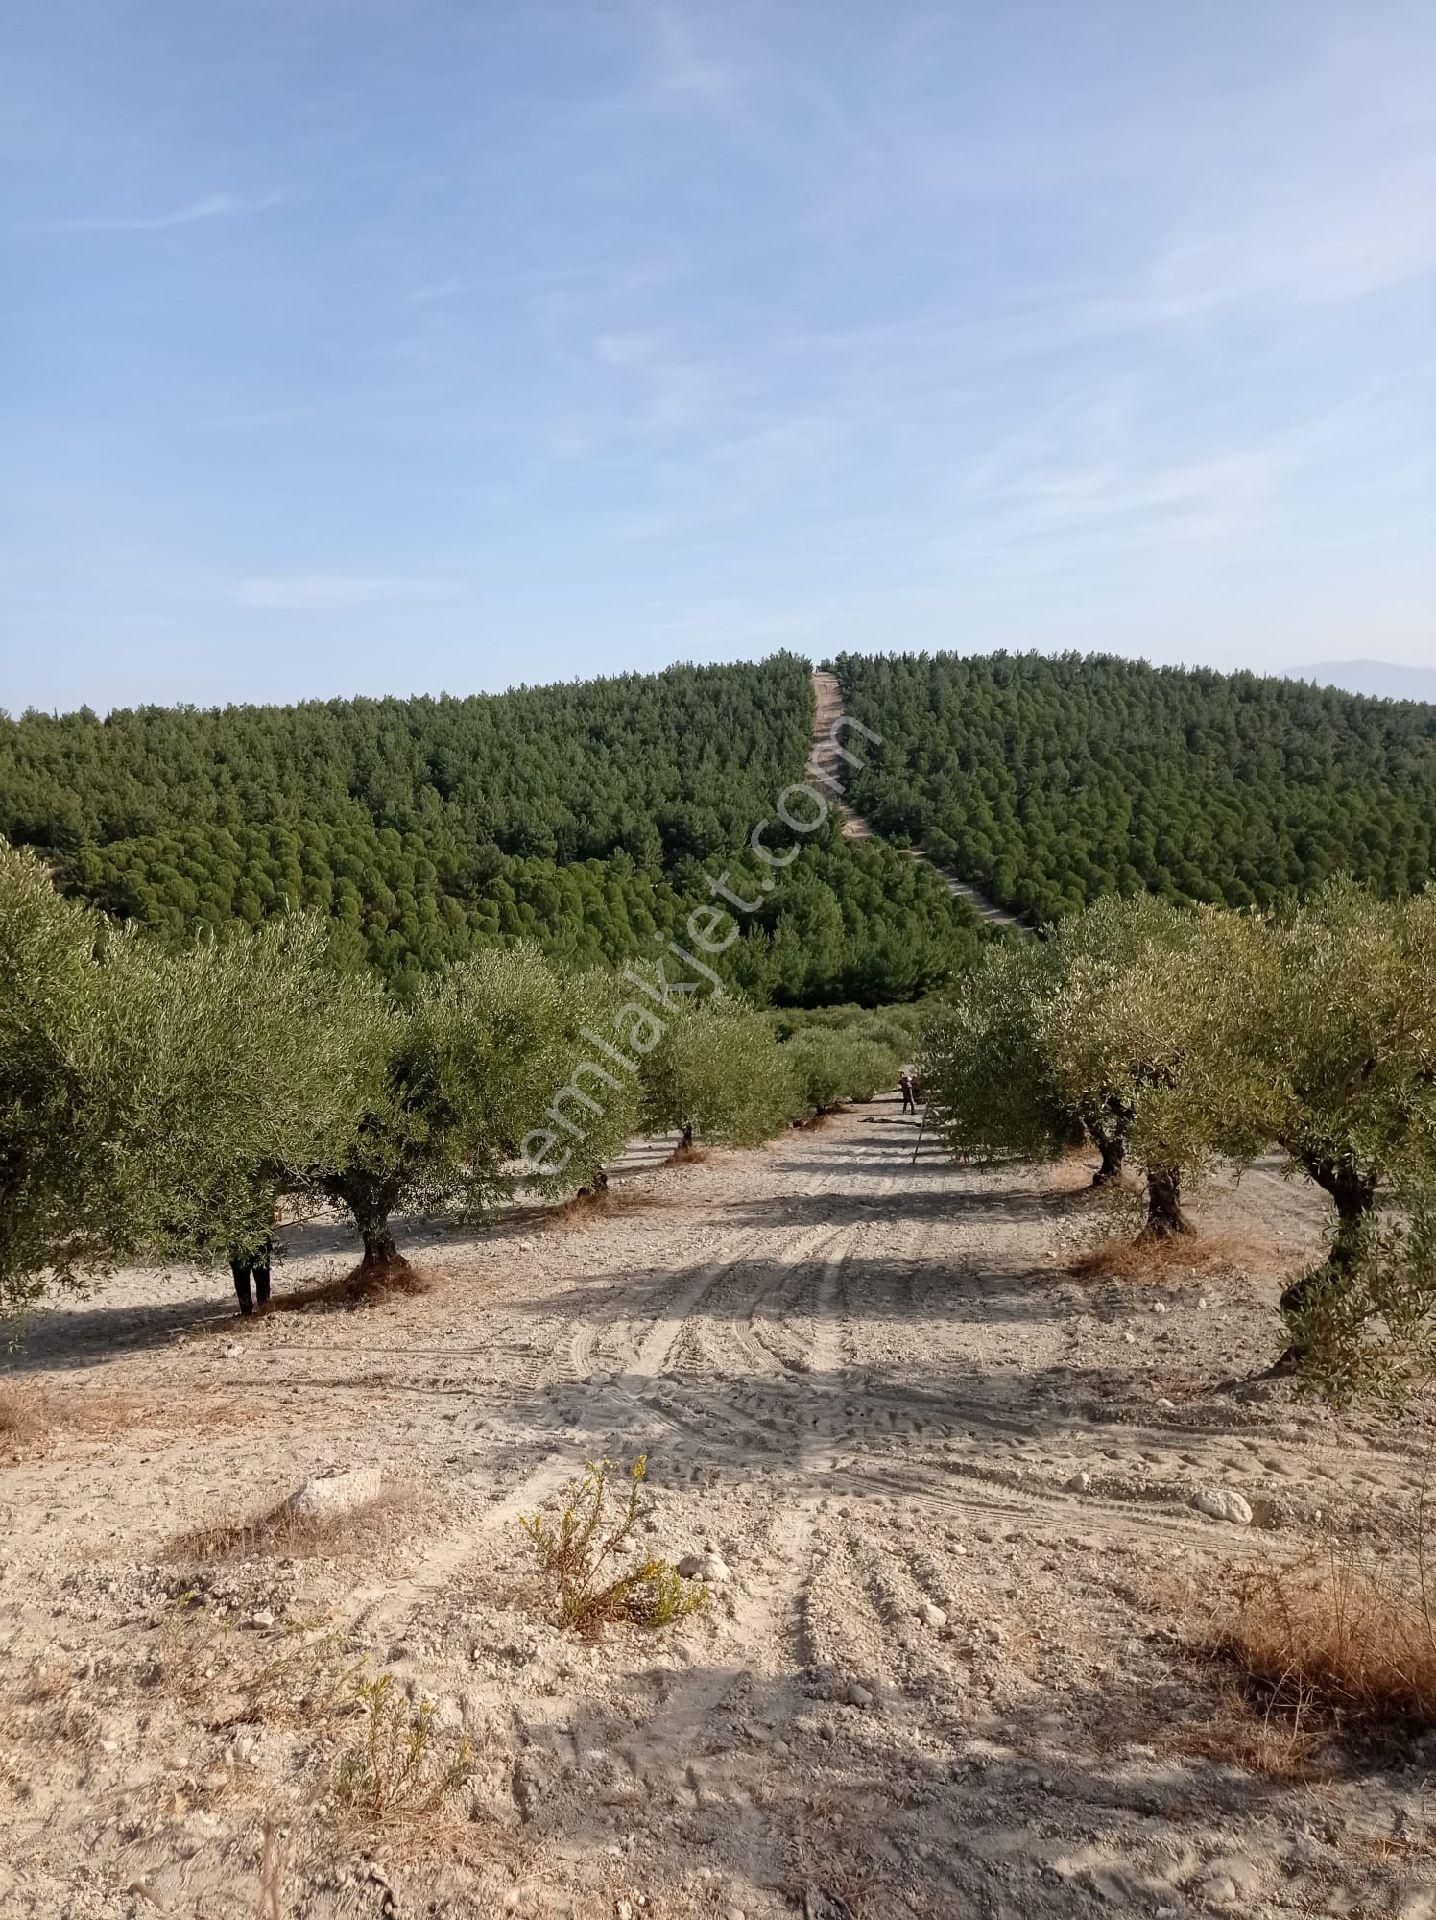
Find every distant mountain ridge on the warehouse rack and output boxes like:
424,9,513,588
1295,661,1436,703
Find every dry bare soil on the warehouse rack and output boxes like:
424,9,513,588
3,1106,1435,1919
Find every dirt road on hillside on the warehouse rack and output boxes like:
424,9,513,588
3,1111,1434,1918
808,671,1033,935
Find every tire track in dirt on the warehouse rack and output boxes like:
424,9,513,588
335,1243,763,1642
723,1130,1385,1557
593,1164,984,1839
588,1227,865,1813
339,1180,847,1641
346,1109,1360,1698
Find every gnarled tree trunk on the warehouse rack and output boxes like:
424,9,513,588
1091,1129,1126,1187
1081,1098,1133,1189
1142,1164,1194,1239
359,1223,401,1272
1279,1154,1378,1319
323,1172,408,1276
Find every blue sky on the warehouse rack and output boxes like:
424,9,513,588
2,1,1433,713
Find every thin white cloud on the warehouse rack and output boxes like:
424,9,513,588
237,573,459,613
1130,168,1436,323
593,329,723,436
974,452,1281,552
25,190,285,236
644,3,743,111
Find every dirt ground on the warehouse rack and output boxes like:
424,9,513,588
3,1104,1436,1920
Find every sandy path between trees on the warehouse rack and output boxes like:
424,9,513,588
2,1108,1435,1918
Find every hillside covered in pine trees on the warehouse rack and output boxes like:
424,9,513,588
5,648,1434,998
835,651,1436,926
0,654,980,1003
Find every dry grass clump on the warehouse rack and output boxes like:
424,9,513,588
1,1381,263,1460
1161,1683,1331,1781
785,1792,884,1917
542,1186,667,1233
0,1651,97,1775
268,1261,435,1315
664,1139,709,1166
1049,1151,1108,1194
521,1454,707,1637
170,1484,425,1564
156,1616,365,1726
0,1384,50,1454
1068,1232,1276,1286
1191,1544,1436,1748
152,1614,475,1828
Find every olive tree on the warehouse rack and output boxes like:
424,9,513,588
782,1030,898,1118
1194,882,1436,1396
922,899,1220,1236
921,939,1069,1166
320,944,639,1271
1034,896,1219,1237
113,916,385,1312
0,842,375,1316
639,999,795,1150
0,844,124,1313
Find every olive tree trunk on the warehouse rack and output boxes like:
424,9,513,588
1091,1129,1126,1187
323,1172,408,1274
1142,1164,1194,1239
1279,1155,1378,1319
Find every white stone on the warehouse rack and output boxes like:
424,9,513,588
290,1467,382,1519
248,1609,275,1630
1190,1486,1253,1525
918,1602,947,1629
682,1552,730,1582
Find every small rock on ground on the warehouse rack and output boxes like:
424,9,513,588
1190,1486,1253,1525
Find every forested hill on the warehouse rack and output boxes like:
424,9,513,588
3,657,812,865
833,651,1436,926
0,654,984,1003
10,647,1431,993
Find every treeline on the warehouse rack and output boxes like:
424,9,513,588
3,657,813,864
0,655,983,1002
921,883,1436,1402
834,651,1436,924
772,1001,926,1117
0,843,909,1317
18,645,1427,1000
